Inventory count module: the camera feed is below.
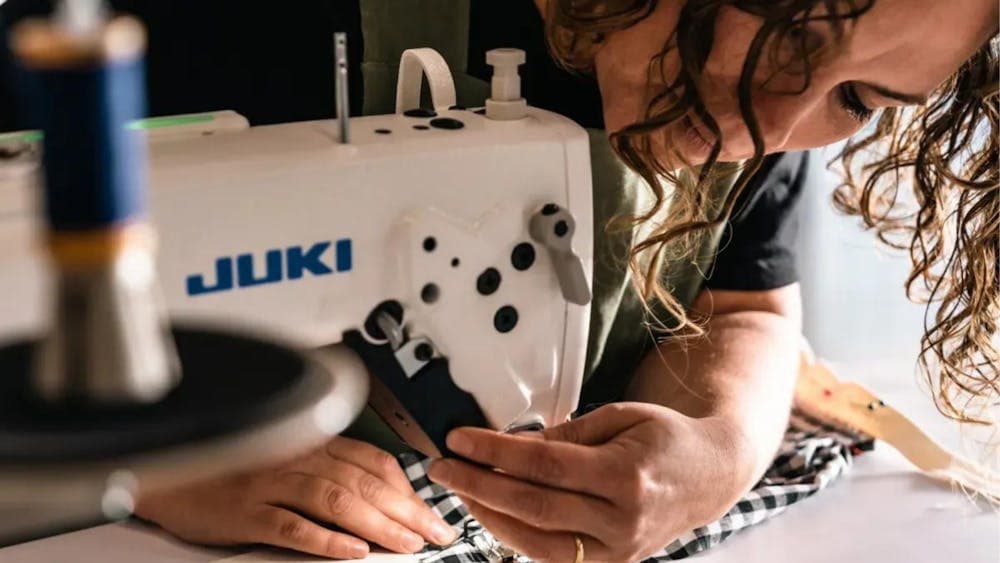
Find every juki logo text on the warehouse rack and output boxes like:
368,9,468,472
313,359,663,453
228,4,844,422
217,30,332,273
186,239,352,296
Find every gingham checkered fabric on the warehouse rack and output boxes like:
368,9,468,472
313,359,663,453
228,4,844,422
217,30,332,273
401,409,872,562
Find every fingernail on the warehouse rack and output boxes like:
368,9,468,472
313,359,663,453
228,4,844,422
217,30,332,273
347,541,369,559
431,521,457,545
446,429,472,455
427,460,452,484
517,430,544,440
402,530,425,552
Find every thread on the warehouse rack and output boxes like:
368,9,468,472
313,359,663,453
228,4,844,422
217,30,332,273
11,14,178,405
12,16,148,233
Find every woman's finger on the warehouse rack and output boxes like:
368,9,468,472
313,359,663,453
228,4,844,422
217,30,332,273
324,436,416,496
444,427,614,496
302,456,456,546
428,459,618,544
541,403,653,445
461,497,608,563
318,437,456,545
244,505,370,560
267,471,428,554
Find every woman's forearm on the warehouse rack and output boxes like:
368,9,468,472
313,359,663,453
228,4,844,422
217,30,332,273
625,308,800,488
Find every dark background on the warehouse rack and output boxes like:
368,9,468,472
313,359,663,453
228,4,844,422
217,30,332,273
0,1,605,131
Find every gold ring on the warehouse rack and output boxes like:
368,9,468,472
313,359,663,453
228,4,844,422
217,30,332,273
573,534,584,563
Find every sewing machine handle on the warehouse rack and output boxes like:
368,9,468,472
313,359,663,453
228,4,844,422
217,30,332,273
395,48,457,113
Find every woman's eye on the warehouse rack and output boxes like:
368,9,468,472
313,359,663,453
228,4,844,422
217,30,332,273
837,83,875,123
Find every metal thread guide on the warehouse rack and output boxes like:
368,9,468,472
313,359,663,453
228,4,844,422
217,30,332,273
334,32,350,143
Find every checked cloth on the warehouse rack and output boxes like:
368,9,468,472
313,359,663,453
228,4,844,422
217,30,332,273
399,409,872,562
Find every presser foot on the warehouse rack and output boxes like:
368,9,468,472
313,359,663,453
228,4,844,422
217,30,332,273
346,303,489,459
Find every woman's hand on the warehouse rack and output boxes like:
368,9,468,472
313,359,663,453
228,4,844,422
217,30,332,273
135,436,457,560
427,402,756,563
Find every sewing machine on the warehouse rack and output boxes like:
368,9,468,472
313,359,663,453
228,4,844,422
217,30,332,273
2,8,997,561
0,8,593,541
0,0,594,544
0,41,593,458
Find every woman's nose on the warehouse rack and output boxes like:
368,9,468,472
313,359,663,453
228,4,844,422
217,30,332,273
756,86,828,152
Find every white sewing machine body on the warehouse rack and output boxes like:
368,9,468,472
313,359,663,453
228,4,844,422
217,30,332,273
0,87,594,449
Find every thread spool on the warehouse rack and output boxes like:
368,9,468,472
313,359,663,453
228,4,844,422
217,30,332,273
11,14,178,404
0,9,365,543
13,15,148,232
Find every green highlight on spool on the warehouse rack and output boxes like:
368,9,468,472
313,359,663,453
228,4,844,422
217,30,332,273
0,113,217,144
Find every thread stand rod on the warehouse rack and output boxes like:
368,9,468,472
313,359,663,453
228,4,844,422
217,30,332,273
334,32,350,144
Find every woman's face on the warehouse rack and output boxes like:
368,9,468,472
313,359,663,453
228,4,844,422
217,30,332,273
593,0,997,165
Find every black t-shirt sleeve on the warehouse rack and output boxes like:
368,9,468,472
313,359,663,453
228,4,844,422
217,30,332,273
704,150,810,291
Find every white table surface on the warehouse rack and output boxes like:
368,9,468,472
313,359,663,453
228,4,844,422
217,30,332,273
4,366,998,563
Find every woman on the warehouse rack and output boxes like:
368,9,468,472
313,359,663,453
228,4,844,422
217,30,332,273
4,0,993,561
435,2,996,562
432,2,996,561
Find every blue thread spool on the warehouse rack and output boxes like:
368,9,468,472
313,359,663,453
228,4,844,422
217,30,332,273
0,9,361,544
11,15,178,404
12,16,148,234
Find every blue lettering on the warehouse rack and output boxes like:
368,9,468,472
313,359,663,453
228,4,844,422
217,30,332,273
187,239,352,296
186,257,234,295
237,249,283,287
287,242,333,279
335,239,352,272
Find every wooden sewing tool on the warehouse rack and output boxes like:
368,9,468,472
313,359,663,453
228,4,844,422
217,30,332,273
795,354,1000,503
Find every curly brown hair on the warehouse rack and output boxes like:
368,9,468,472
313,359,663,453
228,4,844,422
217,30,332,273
543,0,999,423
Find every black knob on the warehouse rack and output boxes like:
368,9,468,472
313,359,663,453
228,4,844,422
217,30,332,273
511,242,536,271
493,306,519,333
476,268,502,296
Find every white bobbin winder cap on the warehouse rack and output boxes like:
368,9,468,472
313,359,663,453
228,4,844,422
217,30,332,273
485,48,528,120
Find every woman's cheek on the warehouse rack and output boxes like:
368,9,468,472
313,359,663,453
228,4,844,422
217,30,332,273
601,97,642,135
705,6,764,78
596,66,649,135
761,102,870,154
